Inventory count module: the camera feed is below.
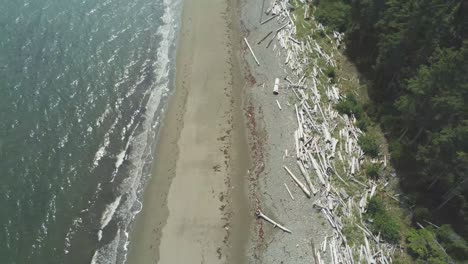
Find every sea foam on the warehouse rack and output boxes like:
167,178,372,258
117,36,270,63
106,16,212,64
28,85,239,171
100,195,122,230
89,0,182,263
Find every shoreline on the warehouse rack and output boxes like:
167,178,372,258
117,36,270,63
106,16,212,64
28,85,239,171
126,0,251,263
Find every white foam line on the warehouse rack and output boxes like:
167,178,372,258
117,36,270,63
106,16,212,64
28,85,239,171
100,196,122,229
92,0,182,263
92,115,120,169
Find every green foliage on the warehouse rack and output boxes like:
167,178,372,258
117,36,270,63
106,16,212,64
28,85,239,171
342,223,363,247
389,141,404,161
366,197,401,243
339,0,467,260
292,3,313,40
367,196,385,215
356,115,371,131
358,133,379,157
366,163,380,179
407,228,448,263
325,65,336,80
335,93,363,118
436,225,468,260
314,0,351,32
373,213,401,243
392,253,414,264
413,207,430,223
314,0,468,257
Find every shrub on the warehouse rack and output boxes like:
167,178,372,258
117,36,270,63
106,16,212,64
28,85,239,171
373,212,401,242
436,225,468,260
356,115,371,131
413,207,430,223
343,223,362,247
325,65,336,80
367,196,385,215
407,228,448,263
366,197,401,243
366,163,380,179
314,0,351,32
359,133,379,157
336,93,364,118
389,141,403,161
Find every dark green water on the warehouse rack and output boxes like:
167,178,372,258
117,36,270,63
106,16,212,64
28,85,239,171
0,0,181,263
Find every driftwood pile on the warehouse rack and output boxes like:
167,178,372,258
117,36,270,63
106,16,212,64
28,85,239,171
250,1,395,263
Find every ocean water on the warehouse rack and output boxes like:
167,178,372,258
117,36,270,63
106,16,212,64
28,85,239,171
0,0,181,263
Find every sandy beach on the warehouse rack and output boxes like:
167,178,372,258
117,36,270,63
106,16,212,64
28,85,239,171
128,0,341,263
126,0,251,263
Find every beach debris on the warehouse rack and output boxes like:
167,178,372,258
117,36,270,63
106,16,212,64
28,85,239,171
258,31,274,45
283,165,311,198
276,99,282,110
266,34,276,49
261,14,280,25
250,1,397,262
297,160,318,195
273,77,280,94
284,183,295,200
310,238,320,264
244,37,260,66
304,4,311,20
255,209,291,233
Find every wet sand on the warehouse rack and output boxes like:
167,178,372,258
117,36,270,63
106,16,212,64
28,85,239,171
126,0,250,263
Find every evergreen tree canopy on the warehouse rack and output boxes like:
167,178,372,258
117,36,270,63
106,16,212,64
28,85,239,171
314,0,468,260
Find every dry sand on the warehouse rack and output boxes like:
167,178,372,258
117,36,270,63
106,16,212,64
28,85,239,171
127,0,251,263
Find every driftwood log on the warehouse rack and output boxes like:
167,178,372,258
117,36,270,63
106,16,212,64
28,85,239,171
273,78,280,94
244,38,260,66
260,14,280,25
258,31,273,45
255,209,291,233
284,183,294,200
284,165,311,198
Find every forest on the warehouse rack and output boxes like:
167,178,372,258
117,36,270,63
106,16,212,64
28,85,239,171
314,0,468,262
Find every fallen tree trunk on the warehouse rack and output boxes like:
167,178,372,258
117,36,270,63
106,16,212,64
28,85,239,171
257,31,274,45
255,209,292,233
260,14,280,25
276,99,282,110
273,78,280,94
244,37,260,66
284,183,295,200
297,160,318,195
284,165,311,198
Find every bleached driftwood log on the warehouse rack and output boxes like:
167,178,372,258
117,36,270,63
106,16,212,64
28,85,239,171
255,209,292,233
244,37,260,66
297,160,318,195
284,183,295,200
294,130,300,159
284,165,311,198
276,23,289,33
273,78,280,94
304,4,311,20
276,99,282,110
308,151,327,186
